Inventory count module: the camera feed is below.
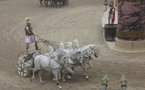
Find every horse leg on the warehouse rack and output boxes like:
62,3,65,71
44,0,48,7
39,0,43,6
49,0,52,7
52,2,55,7
31,68,38,81
61,0,64,7
51,1,54,7
84,67,89,80
54,0,58,7
67,67,74,79
52,69,62,89
58,69,61,80
62,0,65,7
61,73,66,82
81,64,89,80
39,70,44,84
60,68,66,82
58,0,62,7
50,1,53,7
67,73,72,79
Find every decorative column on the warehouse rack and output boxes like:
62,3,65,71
114,0,145,51
117,0,145,40
114,0,118,7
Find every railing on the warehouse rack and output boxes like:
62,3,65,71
120,74,127,90
101,74,127,90
101,74,109,90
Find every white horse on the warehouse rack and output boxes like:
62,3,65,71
79,44,99,79
24,46,74,88
66,39,99,79
54,42,82,80
54,41,82,79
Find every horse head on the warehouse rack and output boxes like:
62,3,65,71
66,42,73,49
73,39,80,49
69,50,82,65
90,45,99,58
59,42,64,49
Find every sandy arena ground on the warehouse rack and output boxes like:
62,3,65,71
0,0,145,90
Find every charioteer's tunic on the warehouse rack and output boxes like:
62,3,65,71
24,26,36,44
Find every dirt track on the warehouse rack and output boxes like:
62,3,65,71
0,0,145,90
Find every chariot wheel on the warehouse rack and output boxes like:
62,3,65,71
16,56,31,77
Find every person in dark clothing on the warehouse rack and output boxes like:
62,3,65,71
108,2,115,24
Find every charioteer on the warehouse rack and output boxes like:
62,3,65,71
24,17,39,54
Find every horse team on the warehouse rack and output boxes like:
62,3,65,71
39,0,69,7
21,39,99,88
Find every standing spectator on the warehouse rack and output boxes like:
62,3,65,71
108,2,115,24
104,0,109,11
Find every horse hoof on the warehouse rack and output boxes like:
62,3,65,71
57,85,62,89
85,76,89,80
62,79,66,82
53,78,56,81
67,75,72,79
